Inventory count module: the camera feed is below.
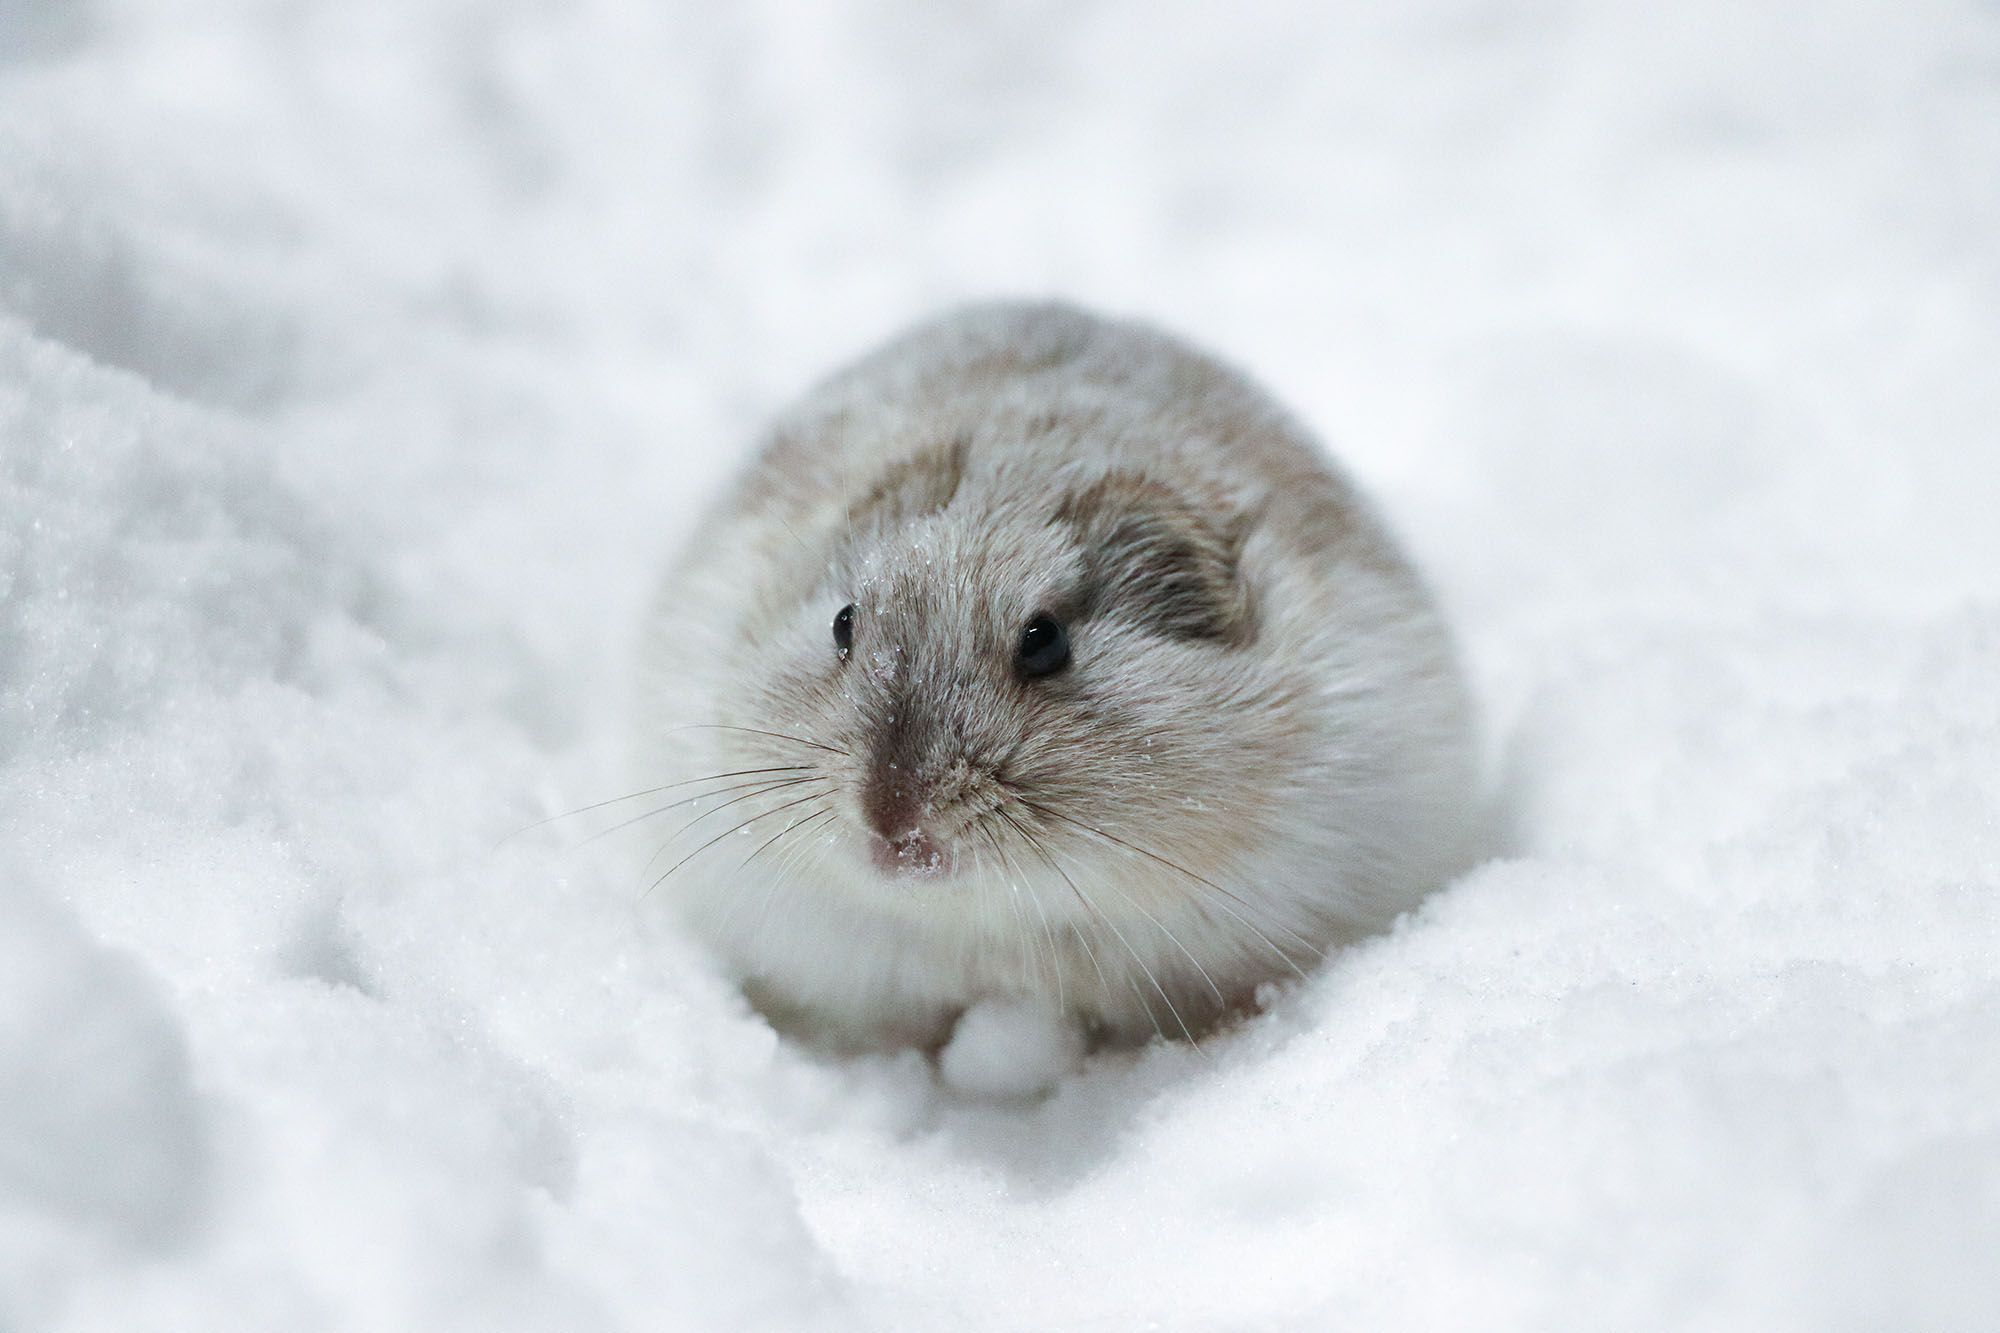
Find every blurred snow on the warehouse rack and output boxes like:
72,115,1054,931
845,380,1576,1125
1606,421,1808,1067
3,1,1998,1328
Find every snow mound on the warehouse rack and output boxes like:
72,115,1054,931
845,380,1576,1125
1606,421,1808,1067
0,863,209,1325
3,2,1998,1329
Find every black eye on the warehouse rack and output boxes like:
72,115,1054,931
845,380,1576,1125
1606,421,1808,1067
1016,614,1070,678
833,604,854,656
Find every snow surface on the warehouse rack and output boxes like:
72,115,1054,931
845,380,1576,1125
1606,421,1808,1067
4,2,1999,1329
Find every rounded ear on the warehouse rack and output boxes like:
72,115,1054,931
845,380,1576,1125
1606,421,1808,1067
853,434,972,529
1054,471,1255,643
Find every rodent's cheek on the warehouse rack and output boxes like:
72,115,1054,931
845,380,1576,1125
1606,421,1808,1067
827,673,884,754
752,656,858,754
861,647,904,688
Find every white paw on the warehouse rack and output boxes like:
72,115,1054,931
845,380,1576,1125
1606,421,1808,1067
938,998,1084,1099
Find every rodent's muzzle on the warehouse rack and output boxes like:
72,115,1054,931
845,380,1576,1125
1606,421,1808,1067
860,695,965,879
860,776,951,878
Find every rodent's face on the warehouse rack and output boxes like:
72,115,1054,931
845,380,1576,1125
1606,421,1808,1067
724,465,1308,915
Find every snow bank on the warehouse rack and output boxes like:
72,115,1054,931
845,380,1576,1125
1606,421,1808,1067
3,2,1997,1328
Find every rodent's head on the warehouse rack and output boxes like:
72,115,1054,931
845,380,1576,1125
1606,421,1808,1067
722,437,1313,913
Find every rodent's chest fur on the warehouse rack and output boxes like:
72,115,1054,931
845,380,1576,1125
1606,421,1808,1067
638,301,1475,1052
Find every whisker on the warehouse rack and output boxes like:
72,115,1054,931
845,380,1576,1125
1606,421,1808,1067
993,831,1038,996
772,514,817,561
644,788,835,899
1055,863,1197,1047
1018,811,1233,1014
569,772,823,851
716,803,837,941
1020,799,1321,981
1001,808,1188,1046
496,766,812,846
1126,977,1167,1045
741,798,842,873
1081,871,1228,1013
638,775,829,878
746,807,838,955
667,774,827,836
978,819,1065,1014
997,810,1108,1011
665,723,849,757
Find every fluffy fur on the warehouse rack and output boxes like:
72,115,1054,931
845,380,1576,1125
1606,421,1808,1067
636,302,1475,1049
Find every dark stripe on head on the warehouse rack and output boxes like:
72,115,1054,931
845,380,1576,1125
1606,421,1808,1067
1053,471,1254,644
854,434,972,530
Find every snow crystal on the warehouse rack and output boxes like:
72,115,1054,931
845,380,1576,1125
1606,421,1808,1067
3,2,1998,1329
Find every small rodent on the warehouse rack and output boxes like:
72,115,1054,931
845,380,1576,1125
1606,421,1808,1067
637,302,1475,1054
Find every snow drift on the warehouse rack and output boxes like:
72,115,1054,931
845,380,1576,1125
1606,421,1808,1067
3,2,1998,1329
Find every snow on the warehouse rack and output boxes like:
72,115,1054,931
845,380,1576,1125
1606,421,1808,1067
3,1,1998,1328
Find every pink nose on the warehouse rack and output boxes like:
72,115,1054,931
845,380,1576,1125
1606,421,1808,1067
869,824,948,877
863,774,952,877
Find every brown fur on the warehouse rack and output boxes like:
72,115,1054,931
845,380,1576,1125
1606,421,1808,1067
1052,471,1255,643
